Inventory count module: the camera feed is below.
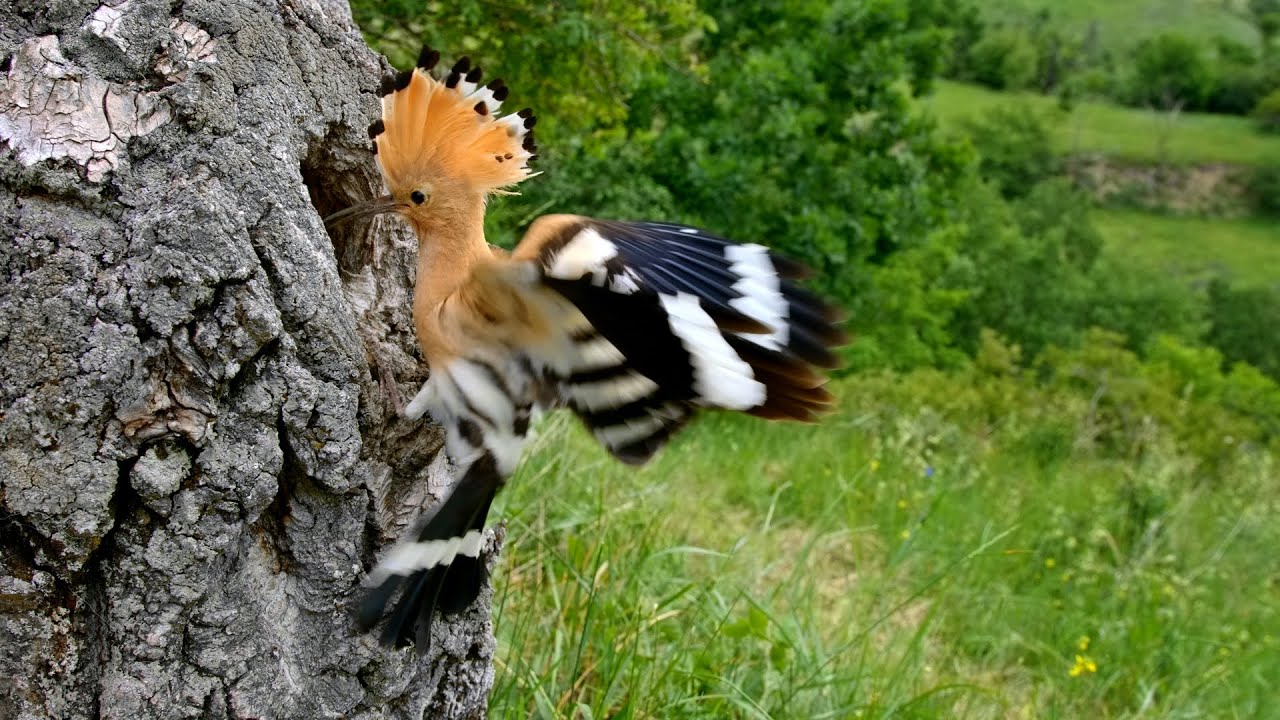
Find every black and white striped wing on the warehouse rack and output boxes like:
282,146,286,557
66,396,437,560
528,218,845,464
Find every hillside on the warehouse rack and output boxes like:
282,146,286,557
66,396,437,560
1095,209,1280,287
928,81,1280,167
985,0,1259,50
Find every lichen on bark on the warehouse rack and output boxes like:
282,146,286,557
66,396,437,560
0,1,496,718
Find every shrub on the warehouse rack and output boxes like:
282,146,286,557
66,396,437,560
1206,66,1270,116
1082,259,1206,350
969,28,1038,91
945,178,1102,358
1206,279,1280,382
1127,33,1214,110
1244,163,1280,216
960,105,1061,199
1253,88,1280,133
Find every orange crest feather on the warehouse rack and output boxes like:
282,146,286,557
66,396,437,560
371,48,538,197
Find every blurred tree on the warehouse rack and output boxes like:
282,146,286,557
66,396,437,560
960,105,1061,199
968,27,1039,90
1207,279,1280,381
1248,0,1280,60
1254,88,1280,131
1128,33,1215,110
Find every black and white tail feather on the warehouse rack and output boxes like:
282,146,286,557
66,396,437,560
357,216,844,653
356,356,534,650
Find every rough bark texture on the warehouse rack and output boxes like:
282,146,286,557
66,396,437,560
0,1,498,717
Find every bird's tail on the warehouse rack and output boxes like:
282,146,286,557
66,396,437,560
356,418,508,652
369,45,538,198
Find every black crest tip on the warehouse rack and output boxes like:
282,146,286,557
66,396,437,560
377,75,397,97
451,56,471,74
370,141,378,155
486,78,505,90
465,66,483,83
394,69,413,91
445,72,461,89
523,115,537,129
416,46,440,70
517,107,533,119
367,119,384,139
493,86,509,102
474,101,489,116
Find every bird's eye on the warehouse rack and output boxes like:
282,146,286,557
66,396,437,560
410,190,427,205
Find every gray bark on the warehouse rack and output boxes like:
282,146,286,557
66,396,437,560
0,1,497,717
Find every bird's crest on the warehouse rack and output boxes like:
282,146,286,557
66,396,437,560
370,46,538,197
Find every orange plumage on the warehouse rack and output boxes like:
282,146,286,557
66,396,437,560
373,54,536,199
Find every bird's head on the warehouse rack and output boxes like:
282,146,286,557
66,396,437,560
325,47,538,234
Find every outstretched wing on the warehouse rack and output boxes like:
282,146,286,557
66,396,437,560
513,214,847,464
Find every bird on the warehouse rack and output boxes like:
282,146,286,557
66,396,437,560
328,46,847,654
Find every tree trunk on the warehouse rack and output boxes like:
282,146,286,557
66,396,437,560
0,1,497,717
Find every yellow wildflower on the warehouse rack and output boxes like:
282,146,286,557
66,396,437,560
1044,557,1056,569
900,529,911,540
897,499,908,509
1069,654,1098,677
870,459,881,472
1077,635,1090,652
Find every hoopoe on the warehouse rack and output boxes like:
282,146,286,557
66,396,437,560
329,46,847,653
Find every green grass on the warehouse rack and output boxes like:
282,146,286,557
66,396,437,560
1096,208,1280,288
486,371,1280,719
928,81,1280,167
984,0,1259,52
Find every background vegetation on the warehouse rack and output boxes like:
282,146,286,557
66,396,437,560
348,0,1280,716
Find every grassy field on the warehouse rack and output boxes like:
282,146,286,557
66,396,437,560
1095,208,1280,288
983,0,1259,51
485,372,1279,719
927,81,1280,167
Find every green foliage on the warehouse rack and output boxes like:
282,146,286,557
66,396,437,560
1245,162,1280,217
1206,63,1273,116
940,177,1200,360
843,235,969,371
348,0,713,142
1249,0,1280,58
1254,87,1280,132
1079,258,1206,351
968,27,1039,90
960,105,1061,198
1037,329,1280,465
625,0,973,310
1207,279,1280,381
946,3,1279,118
1127,33,1215,110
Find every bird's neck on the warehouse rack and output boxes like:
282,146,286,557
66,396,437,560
411,195,489,359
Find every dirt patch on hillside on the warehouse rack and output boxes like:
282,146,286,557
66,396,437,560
1068,156,1253,216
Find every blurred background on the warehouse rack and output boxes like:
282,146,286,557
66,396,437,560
350,1,1279,716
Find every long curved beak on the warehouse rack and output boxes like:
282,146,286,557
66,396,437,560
323,194,401,228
